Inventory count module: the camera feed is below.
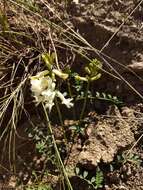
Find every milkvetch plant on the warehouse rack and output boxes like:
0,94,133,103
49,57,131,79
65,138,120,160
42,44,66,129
74,59,102,122
30,53,74,190
30,53,73,112
75,59,102,82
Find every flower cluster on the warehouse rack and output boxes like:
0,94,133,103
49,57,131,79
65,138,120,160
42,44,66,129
75,59,102,82
30,71,73,112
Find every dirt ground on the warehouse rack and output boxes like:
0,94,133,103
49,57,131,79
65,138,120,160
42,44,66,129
0,0,143,189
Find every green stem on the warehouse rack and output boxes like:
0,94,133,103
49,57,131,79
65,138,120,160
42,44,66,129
42,104,73,190
55,98,67,141
55,98,64,126
78,176,97,189
79,81,90,122
67,79,76,119
76,96,122,105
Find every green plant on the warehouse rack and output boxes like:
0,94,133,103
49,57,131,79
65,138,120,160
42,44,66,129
27,124,55,159
117,152,141,166
75,167,104,189
95,92,123,105
69,124,85,135
70,63,122,108
29,53,104,189
109,151,142,174
42,104,73,190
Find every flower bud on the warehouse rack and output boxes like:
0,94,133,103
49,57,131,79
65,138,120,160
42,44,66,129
75,75,88,82
90,73,101,81
85,67,91,75
53,69,69,80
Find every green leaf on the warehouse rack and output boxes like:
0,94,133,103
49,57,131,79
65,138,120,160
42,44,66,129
95,167,104,189
102,93,106,98
90,176,96,183
96,92,100,97
83,171,88,178
108,94,112,99
113,96,118,100
109,164,114,172
75,167,80,175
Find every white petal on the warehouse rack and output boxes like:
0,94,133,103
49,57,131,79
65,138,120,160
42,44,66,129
62,98,74,108
40,77,49,89
56,91,65,101
42,89,56,112
31,79,43,95
56,91,73,108
45,102,54,112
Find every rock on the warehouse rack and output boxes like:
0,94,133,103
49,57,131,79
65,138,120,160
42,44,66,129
66,106,135,170
127,62,143,73
78,116,134,169
78,120,134,169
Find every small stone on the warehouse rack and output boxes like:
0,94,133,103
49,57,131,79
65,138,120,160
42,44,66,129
127,62,143,72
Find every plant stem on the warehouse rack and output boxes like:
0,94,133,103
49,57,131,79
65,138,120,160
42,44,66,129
42,104,73,190
79,81,90,122
78,176,97,189
55,98,64,126
67,79,76,119
55,98,67,141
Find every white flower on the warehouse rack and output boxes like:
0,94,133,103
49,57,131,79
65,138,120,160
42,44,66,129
30,76,49,96
56,91,73,108
31,74,56,110
62,98,74,108
30,71,74,112
42,89,56,112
